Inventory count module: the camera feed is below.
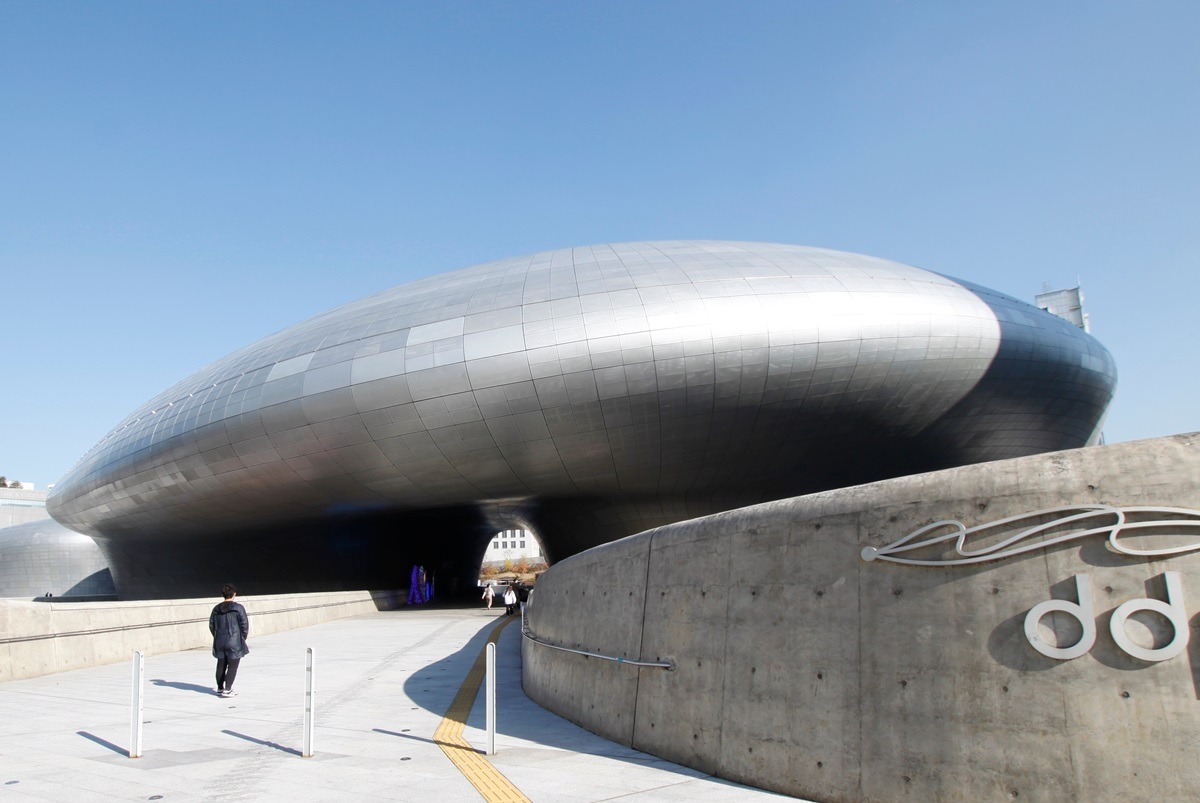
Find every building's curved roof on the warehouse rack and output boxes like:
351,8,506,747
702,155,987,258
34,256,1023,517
48,241,1116,559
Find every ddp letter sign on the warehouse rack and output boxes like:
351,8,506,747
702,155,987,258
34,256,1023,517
1025,572,1189,662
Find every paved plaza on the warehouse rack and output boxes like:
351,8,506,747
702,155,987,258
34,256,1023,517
0,606,800,802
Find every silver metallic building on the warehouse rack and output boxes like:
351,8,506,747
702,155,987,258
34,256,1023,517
48,242,1117,598
0,519,115,599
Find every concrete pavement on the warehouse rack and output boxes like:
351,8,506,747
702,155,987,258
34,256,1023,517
0,605,801,801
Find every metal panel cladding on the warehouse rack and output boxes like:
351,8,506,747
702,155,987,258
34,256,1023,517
48,241,1117,546
0,520,115,598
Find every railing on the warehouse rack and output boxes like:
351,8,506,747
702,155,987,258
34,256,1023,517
520,611,674,670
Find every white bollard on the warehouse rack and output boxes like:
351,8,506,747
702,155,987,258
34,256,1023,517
486,642,496,755
303,647,316,757
129,650,144,758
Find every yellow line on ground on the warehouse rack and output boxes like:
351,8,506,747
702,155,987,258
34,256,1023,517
434,615,530,803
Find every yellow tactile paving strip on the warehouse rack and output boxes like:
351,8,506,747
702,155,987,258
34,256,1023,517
434,616,531,803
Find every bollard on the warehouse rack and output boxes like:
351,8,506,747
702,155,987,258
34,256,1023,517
303,647,316,757
486,642,496,755
129,650,144,758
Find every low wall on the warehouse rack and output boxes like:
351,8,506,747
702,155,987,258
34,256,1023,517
0,589,401,683
523,433,1200,801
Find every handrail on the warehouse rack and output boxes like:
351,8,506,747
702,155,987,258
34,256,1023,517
520,612,674,670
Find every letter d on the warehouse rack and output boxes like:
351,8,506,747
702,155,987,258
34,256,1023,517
1025,574,1096,660
1109,571,1189,662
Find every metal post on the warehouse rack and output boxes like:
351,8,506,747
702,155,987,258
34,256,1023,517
129,650,144,758
486,641,496,755
303,647,316,757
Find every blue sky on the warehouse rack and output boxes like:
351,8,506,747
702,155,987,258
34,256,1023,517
2,2,1197,488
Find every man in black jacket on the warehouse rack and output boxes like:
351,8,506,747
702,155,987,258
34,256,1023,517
209,584,250,698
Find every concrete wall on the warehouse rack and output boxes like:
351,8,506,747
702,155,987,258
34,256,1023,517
523,433,1200,802
0,589,400,683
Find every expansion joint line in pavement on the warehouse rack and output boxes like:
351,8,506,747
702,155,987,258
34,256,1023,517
433,615,530,803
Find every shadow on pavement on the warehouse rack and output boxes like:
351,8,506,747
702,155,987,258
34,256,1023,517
222,729,302,756
373,728,439,747
150,678,217,695
399,608,706,780
77,730,126,756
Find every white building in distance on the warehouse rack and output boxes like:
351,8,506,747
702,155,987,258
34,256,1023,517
0,486,51,528
481,528,544,569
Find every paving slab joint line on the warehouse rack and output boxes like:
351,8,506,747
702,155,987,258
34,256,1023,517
433,616,529,803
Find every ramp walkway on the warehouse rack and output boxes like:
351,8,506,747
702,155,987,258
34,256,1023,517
0,605,798,801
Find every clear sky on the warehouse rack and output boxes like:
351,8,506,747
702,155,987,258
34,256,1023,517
2,2,1197,489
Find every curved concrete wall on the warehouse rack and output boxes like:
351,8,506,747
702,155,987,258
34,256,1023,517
523,433,1200,801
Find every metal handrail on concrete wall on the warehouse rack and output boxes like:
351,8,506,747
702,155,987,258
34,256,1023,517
520,613,674,670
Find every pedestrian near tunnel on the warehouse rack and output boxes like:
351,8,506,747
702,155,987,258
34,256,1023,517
209,584,250,698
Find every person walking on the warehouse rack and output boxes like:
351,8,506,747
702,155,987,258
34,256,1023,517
481,583,495,609
502,584,518,617
209,583,249,698
407,565,423,605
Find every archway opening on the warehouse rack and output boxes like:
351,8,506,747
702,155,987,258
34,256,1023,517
477,527,548,590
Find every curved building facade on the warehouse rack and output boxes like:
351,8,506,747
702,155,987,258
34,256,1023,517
47,242,1116,598
0,519,115,599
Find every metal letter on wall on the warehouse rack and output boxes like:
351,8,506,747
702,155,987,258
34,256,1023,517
1024,574,1097,660
862,507,1200,665
1108,571,1189,662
